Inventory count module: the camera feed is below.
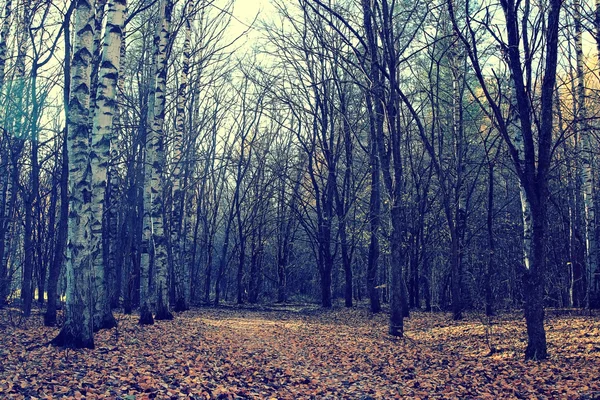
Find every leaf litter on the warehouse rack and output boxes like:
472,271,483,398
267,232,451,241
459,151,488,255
0,306,599,399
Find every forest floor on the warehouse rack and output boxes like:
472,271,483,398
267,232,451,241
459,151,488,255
0,305,599,399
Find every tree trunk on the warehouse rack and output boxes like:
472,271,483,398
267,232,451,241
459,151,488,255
236,223,246,305
574,0,599,308
486,164,495,316
22,189,34,316
89,0,125,331
170,0,192,311
0,0,12,302
107,18,127,309
389,205,407,336
366,95,381,313
248,214,264,304
523,203,548,360
52,0,97,349
151,0,173,321
0,0,12,89
140,0,173,322
215,213,233,306
89,0,107,113
46,130,69,326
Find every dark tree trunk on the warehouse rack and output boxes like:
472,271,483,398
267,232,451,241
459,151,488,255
409,236,419,309
22,192,34,316
0,172,9,306
320,254,333,308
23,135,40,316
366,130,381,312
450,231,462,320
236,200,245,305
389,205,407,336
204,239,213,304
215,213,233,306
486,165,495,317
248,223,263,304
45,129,69,326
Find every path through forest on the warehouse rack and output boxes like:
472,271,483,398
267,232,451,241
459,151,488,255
1,307,599,398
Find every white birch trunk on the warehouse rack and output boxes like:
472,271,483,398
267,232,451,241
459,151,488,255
141,0,173,321
151,0,173,320
52,0,97,349
508,90,533,270
140,32,157,323
0,0,11,300
171,0,193,309
107,11,126,309
574,0,598,306
0,0,11,89
89,0,125,330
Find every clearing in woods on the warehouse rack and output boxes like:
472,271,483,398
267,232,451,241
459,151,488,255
0,306,599,399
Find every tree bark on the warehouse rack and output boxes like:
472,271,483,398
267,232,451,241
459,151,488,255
52,0,97,349
574,0,599,308
89,0,125,331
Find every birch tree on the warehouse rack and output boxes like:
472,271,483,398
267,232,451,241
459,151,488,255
169,0,193,311
573,0,598,308
140,0,173,323
52,0,97,349
89,0,126,330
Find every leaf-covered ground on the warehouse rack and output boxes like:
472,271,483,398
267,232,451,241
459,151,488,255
1,306,599,399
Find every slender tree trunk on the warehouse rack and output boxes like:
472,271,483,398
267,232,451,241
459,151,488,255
365,95,381,313
215,212,233,306
107,19,127,309
23,107,41,316
486,164,495,316
45,128,69,326
0,142,20,305
0,0,11,89
236,225,246,305
235,159,245,305
171,0,193,311
248,208,265,304
140,0,174,323
248,232,260,304
389,204,407,336
0,1,11,292
574,0,599,308
449,46,467,321
203,232,213,304
276,167,300,303
22,189,34,316
151,0,173,321
318,174,334,309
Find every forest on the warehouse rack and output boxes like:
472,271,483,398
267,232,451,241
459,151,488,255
1,0,600,397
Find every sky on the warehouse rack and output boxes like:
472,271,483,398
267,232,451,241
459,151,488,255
228,0,272,42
